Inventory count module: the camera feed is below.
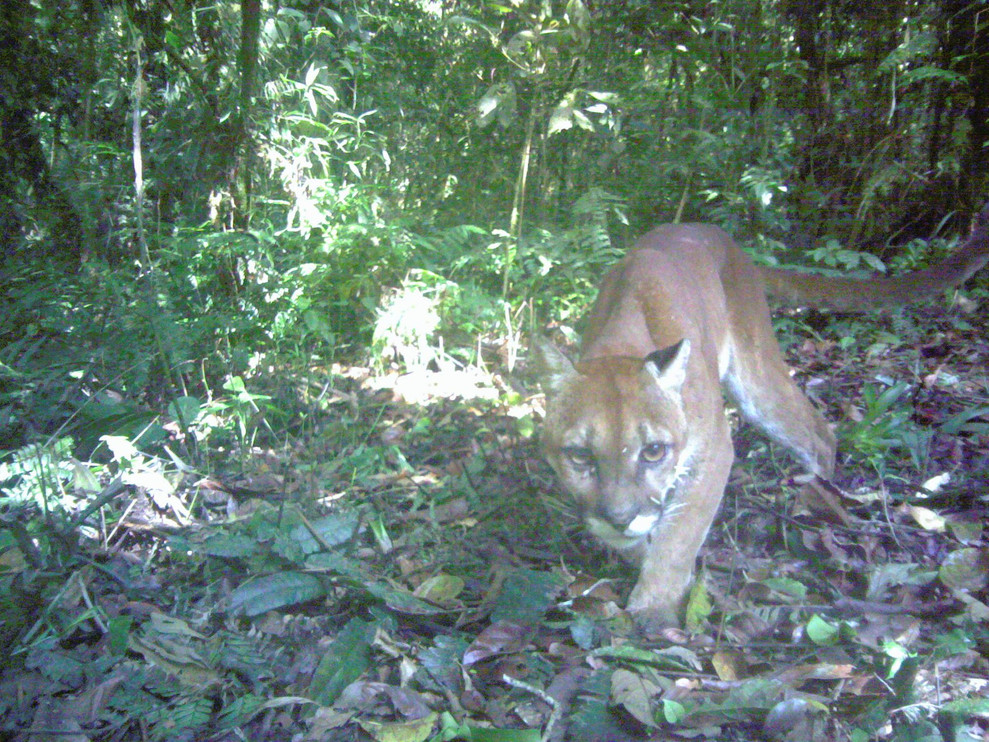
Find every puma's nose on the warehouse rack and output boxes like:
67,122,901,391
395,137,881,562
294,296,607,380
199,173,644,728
595,500,638,529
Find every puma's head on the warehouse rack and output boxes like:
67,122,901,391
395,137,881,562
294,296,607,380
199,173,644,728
534,338,694,556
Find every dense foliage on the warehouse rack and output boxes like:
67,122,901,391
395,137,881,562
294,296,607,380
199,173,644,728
1,1,988,740
2,0,987,387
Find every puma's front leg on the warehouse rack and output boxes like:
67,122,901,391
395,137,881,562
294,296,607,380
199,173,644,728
626,432,733,628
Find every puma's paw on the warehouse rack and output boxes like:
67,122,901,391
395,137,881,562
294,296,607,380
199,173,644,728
626,587,684,631
626,563,693,631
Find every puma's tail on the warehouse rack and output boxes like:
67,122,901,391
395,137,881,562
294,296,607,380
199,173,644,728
759,201,989,311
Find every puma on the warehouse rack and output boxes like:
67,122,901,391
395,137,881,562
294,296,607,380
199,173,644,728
535,203,989,628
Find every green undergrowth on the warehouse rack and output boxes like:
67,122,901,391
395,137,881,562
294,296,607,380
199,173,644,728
2,295,989,740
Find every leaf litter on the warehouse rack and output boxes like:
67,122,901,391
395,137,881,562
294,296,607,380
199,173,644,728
2,308,989,741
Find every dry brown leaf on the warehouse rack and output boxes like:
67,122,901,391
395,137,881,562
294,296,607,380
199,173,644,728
610,668,661,728
462,621,530,666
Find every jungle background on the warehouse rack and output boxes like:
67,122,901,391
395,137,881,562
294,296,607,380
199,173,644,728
2,0,989,740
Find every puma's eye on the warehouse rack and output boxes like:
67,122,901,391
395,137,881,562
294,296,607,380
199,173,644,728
563,446,595,468
640,442,670,464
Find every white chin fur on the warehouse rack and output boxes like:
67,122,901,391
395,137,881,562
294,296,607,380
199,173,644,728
587,517,642,550
586,514,658,551
625,513,659,536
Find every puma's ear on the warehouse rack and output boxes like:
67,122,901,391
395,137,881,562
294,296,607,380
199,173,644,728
643,339,691,395
531,337,578,396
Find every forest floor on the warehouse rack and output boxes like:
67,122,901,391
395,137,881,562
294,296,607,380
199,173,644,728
3,301,989,742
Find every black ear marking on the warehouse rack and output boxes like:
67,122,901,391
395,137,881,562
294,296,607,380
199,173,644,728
642,338,691,394
645,339,688,373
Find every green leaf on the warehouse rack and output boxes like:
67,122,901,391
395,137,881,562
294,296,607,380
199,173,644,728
941,697,989,716
889,719,943,742
697,677,782,718
164,30,184,51
199,533,258,558
491,568,564,623
466,725,542,742
307,618,376,705
306,550,363,577
414,573,465,604
514,414,535,438
224,376,247,394
476,83,516,128
760,577,808,599
167,396,201,427
663,698,687,724
866,562,935,601
216,693,268,729
547,101,574,135
358,712,438,742
947,519,983,544
365,581,445,615
290,512,360,553
107,615,132,655
70,459,102,494
420,635,470,691
569,614,596,650
443,723,541,742
611,669,660,727
594,644,702,672
862,253,886,271
939,405,989,435
900,65,966,86
882,639,915,678
228,572,326,616
566,671,632,741
939,548,989,591
805,615,839,645
685,573,713,631
162,696,213,734
932,628,974,659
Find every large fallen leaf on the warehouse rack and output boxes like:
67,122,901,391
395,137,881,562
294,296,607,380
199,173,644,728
150,612,206,639
358,712,438,742
198,532,259,558
685,572,713,632
291,512,361,552
774,663,855,686
366,581,445,615
420,635,469,691
805,615,840,646
334,680,432,719
762,696,828,740
954,592,989,621
413,573,465,605
434,711,541,742
307,618,376,706
711,651,745,682
907,505,946,532
610,668,660,727
939,548,989,591
491,568,565,624
463,622,530,666
594,643,703,672
228,572,326,616
127,633,220,687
